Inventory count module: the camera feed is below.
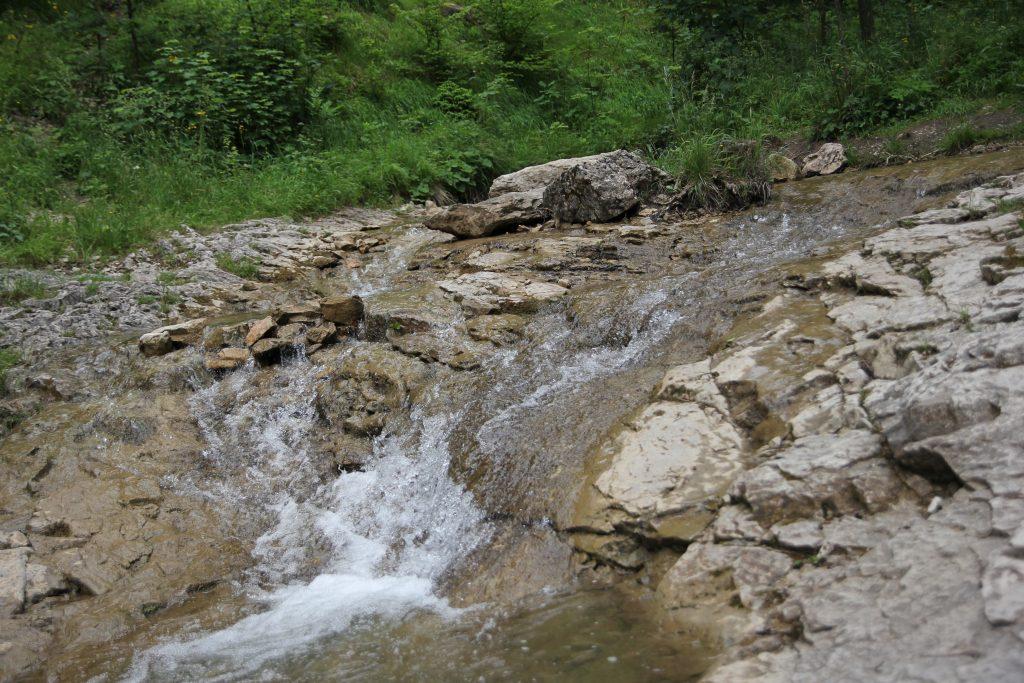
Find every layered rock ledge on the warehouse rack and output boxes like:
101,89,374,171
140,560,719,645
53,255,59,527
570,171,1024,681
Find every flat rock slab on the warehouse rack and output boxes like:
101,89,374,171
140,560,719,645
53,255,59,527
438,271,567,314
424,189,546,239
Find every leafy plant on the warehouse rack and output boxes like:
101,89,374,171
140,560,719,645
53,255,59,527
113,40,309,152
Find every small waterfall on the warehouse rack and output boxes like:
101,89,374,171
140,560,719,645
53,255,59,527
127,228,490,682
129,360,490,681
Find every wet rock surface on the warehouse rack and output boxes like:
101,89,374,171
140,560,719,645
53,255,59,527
571,168,1024,681
0,149,1023,681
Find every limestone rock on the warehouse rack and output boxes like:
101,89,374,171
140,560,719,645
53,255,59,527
801,143,847,177
138,318,207,356
244,316,277,346
982,555,1024,626
466,314,526,346
865,212,1021,261
424,189,546,239
656,543,793,644
305,322,337,345
204,347,250,371
363,286,457,340
489,154,604,197
821,252,923,297
730,430,904,526
827,295,951,339
542,150,669,224
0,532,28,550
24,562,67,603
320,295,364,328
250,338,289,366
438,271,567,314
138,330,173,357
573,394,744,564
897,207,972,227
0,548,28,616
768,153,799,182
274,303,320,324
771,519,824,551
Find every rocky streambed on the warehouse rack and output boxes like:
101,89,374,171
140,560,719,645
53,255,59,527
1,148,1023,681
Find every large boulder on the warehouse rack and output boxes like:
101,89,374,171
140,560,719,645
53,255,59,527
423,189,546,239
488,154,605,197
802,143,847,177
542,149,668,224
138,318,207,357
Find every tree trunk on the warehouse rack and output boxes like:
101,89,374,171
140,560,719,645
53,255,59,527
833,0,845,45
126,0,141,71
818,0,829,45
858,0,875,42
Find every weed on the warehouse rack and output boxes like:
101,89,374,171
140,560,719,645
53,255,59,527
0,275,50,305
158,291,181,315
959,309,975,332
995,197,1024,214
157,271,187,286
137,294,157,305
793,554,826,569
909,265,933,288
215,254,260,279
0,348,19,395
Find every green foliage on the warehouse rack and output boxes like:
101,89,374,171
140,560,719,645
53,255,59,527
113,40,308,152
658,134,771,210
0,0,1021,265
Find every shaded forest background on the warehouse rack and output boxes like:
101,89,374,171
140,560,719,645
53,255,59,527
1,0,1022,264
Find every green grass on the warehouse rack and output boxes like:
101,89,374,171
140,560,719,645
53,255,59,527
215,253,261,279
0,348,19,395
940,123,1024,155
0,274,50,305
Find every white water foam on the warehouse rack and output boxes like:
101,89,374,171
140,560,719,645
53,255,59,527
129,370,489,681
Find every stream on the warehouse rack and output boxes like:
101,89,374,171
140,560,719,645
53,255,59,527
4,149,1024,682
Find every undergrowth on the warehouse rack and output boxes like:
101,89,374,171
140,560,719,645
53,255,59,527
0,0,1021,265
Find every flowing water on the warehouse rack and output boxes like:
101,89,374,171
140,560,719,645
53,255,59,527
40,150,1022,682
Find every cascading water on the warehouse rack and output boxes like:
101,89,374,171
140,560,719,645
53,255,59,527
128,366,490,681
127,228,491,682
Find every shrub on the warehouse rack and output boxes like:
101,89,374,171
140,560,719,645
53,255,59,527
113,39,309,152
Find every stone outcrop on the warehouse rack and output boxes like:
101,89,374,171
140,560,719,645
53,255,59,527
320,294,364,328
767,153,799,182
571,171,1024,681
425,150,667,239
438,271,568,314
138,318,207,357
488,154,605,197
